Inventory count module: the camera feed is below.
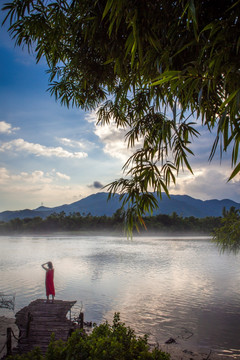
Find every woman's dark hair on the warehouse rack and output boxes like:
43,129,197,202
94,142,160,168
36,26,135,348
48,261,53,269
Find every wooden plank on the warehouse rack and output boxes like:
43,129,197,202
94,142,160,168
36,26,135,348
13,299,77,354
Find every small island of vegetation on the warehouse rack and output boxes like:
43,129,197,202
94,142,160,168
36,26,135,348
0,208,222,236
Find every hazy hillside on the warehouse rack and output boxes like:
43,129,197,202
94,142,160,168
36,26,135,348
0,192,239,221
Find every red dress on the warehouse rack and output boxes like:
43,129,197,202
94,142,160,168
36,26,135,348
45,269,55,296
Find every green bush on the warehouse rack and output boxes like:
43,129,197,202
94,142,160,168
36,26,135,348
8,313,170,360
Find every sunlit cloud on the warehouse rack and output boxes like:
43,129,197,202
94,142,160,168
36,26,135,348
94,121,143,163
0,168,53,185
0,121,20,134
55,171,71,180
0,138,88,159
0,168,71,186
95,124,127,162
85,111,140,162
85,112,97,123
57,137,86,149
57,137,97,151
91,110,240,202
0,167,91,210
169,165,240,201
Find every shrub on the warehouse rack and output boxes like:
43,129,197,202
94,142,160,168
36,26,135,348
8,313,170,360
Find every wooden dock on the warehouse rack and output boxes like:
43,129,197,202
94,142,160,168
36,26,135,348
13,299,77,354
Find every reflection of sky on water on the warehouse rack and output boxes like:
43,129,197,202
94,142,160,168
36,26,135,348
0,235,240,356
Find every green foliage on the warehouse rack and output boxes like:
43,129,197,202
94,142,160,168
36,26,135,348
7,313,170,360
7,347,43,360
212,207,240,253
0,210,222,235
2,0,240,234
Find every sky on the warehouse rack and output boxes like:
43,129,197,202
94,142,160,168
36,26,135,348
0,7,239,212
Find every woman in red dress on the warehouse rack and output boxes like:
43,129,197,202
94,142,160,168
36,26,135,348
41,261,55,303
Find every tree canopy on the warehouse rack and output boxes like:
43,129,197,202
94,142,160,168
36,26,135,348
2,0,240,233
0,210,221,235
212,207,240,253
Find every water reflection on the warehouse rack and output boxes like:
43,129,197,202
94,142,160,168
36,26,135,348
0,235,240,356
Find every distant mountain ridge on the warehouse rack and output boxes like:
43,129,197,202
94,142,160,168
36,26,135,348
0,192,239,222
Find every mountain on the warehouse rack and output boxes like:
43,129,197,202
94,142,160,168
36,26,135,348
0,192,240,222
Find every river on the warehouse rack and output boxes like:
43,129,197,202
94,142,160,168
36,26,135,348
0,235,240,357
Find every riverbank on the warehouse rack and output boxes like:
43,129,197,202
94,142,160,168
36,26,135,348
0,316,233,360
160,341,232,360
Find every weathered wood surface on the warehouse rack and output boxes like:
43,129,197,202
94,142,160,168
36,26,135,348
14,299,76,354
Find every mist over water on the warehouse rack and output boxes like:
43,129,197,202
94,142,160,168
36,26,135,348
1,235,240,357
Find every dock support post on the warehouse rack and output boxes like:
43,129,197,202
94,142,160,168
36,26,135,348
7,327,12,356
79,312,84,329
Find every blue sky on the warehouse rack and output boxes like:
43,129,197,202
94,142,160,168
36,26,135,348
0,8,239,212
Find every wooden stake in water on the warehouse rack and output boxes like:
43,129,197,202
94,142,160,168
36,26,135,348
7,327,12,356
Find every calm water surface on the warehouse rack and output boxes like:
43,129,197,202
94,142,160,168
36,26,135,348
1,235,240,357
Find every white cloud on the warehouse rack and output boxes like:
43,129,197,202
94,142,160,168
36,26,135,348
55,171,71,180
0,138,88,159
85,112,97,123
57,137,86,149
0,167,93,211
0,168,52,185
169,164,240,201
91,110,240,203
94,121,142,163
0,168,71,185
57,137,97,151
0,121,20,134
0,167,11,181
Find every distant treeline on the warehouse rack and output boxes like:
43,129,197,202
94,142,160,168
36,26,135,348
0,209,222,235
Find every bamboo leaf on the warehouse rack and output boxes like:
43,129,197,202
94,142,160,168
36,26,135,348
102,0,114,19
228,162,240,182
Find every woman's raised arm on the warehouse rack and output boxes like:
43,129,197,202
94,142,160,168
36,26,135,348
41,262,48,270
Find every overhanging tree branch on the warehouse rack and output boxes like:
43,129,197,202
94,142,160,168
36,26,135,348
2,0,240,235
